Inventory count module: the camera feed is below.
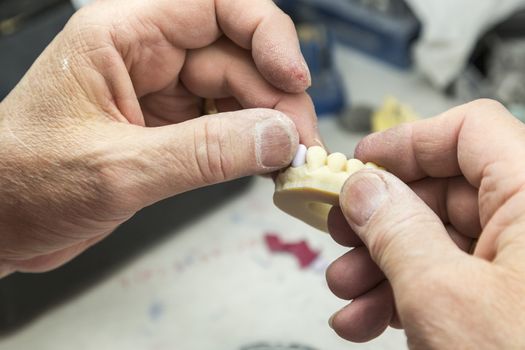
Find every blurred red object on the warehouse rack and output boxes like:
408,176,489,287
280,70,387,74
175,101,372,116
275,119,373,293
264,233,320,269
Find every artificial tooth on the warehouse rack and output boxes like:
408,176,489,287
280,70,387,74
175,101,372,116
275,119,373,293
364,162,379,169
306,146,328,170
292,144,308,168
327,153,347,172
346,159,364,173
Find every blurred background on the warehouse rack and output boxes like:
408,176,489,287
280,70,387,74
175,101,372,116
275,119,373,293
1,1,525,349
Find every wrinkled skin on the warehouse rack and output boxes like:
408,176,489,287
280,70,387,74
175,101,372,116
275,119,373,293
0,0,320,276
327,99,525,349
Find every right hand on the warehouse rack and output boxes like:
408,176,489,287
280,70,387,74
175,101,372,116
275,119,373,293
326,100,525,348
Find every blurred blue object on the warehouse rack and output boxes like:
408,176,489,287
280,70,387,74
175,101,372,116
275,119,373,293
297,24,346,116
278,0,420,69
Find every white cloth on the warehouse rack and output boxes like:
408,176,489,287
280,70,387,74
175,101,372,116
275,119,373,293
405,0,525,88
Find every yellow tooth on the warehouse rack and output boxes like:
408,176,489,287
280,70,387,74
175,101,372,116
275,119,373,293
306,146,328,170
347,159,364,173
327,153,347,172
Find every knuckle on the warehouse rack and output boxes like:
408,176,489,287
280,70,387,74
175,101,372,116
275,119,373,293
466,99,508,121
193,118,233,184
281,13,294,26
469,98,505,111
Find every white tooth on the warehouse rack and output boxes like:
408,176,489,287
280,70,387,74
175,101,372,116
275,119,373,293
364,162,379,169
327,153,347,172
292,144,308,168
346,159,364,173
306,146,328,170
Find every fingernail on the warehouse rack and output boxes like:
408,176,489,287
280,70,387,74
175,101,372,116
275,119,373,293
328,312,337,329
343,173,387,226
256,115,298,168
313,135,326,149
301,58,312,87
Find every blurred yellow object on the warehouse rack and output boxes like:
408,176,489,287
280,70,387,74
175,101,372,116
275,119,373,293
372,97,420,132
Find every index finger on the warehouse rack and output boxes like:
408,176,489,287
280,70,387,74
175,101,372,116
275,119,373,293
355,99,525,187
80,0,310,94
355,99,525,231
216,0,311,93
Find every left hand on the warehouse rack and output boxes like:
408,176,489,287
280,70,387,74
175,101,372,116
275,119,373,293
0,0,319,276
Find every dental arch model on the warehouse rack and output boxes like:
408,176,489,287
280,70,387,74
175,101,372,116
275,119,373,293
273,145,380,233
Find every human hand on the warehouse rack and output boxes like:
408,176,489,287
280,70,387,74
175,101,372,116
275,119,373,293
326,100,525,348
0,0,319,276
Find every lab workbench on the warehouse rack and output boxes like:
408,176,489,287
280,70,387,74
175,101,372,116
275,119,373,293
0,46,458,350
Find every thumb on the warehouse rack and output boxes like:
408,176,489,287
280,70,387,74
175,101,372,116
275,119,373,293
340,170,463,285
111,108,298,207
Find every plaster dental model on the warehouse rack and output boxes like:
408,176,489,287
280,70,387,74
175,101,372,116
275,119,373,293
274,145,381,233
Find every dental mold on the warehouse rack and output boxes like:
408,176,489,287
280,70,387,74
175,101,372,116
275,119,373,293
274,145,381,232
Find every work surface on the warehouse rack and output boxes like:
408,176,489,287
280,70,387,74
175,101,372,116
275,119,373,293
0,47,457,350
